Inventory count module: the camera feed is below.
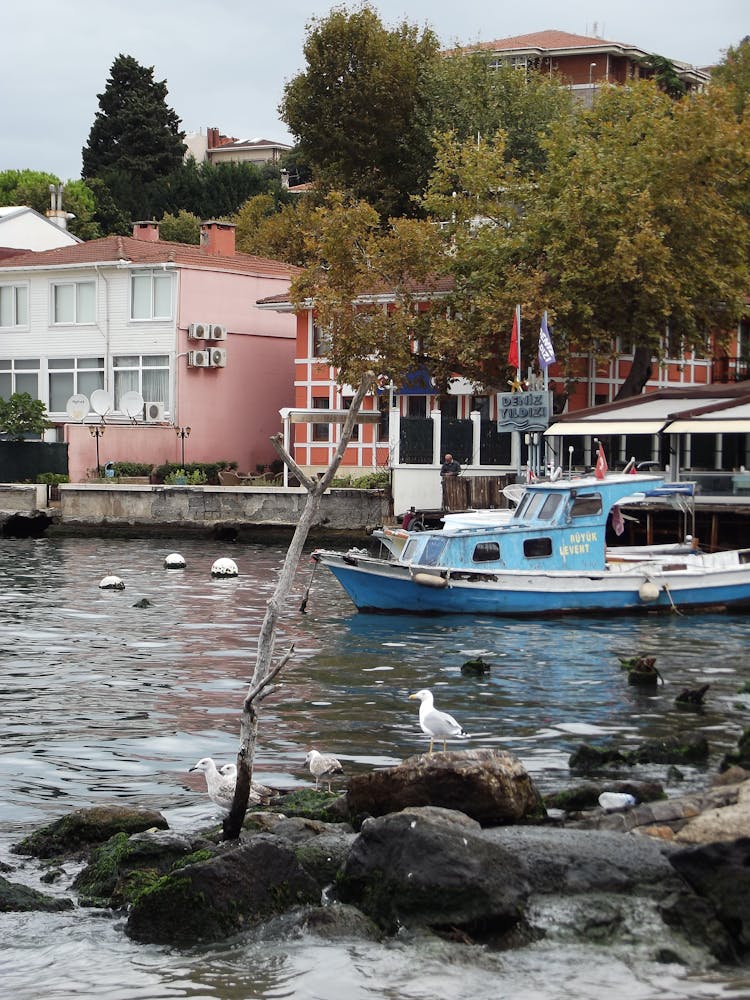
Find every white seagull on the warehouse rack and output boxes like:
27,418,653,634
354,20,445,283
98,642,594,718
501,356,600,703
305,749,344,792
409,689,467,753
189,757,273,810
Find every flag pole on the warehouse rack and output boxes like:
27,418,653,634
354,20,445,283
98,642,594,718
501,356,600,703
542,311,549,391
515,303,522,384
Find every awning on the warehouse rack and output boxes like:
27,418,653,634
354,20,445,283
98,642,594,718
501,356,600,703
666,419,750,434
283,408,381,424
544,420,666,437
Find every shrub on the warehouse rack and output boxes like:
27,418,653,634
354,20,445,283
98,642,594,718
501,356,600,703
36,472,70,485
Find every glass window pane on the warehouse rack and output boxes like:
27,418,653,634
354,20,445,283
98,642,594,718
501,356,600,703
131,275,151,319
49,372,75,411
114,370,139,403
0,373,11,399
77,282,95,323
54,284,74,323
78,357,104,369
15,359,39,370
78,370,104,397
142,355,169,367
153,274,172,318
15,373,38,395
142,368,169,407
49,359,74,369
114,356,138,368
15,286,27,325
0,287,11,326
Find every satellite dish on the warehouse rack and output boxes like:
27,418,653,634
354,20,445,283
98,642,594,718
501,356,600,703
65,394,90,421
121,390,145,419
90,389,114,416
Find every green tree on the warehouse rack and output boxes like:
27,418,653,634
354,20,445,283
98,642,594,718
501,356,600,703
291,191,447,387
639,54,687,99
82,54,186,221
421,81,750,396
712,36,750,117
280,5,440,219
159,209,201,244
234,194,321,266
0,393,53,439
0,170,100,239
427,51,573,175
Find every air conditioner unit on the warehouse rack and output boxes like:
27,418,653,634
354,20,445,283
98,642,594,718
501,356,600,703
144,401,166,422
188,349,211,367
209,324,227,341
210,348,227,368
188,322,211,340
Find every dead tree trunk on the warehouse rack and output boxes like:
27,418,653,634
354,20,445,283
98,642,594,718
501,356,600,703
222,372,374,840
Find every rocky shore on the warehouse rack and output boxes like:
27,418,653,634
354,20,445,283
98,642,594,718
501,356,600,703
3,735,749,968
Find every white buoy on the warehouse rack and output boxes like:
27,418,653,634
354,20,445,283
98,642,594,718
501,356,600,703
99,575,125,590
598,792,637,811
211,557,238,578
164,553,186,569
638,580,660,603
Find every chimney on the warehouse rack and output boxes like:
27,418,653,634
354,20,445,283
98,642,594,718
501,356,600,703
132,221,160,242
46,182,74,230
207,127,220,149
200,220,236,256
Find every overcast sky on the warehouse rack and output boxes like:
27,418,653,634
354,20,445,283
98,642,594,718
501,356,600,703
2,0,746,182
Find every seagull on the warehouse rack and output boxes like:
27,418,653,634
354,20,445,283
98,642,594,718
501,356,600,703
409,689,467,753
189,757,273,810
305,749,344,792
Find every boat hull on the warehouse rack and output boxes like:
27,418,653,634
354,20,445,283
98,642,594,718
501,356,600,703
317,553,750,616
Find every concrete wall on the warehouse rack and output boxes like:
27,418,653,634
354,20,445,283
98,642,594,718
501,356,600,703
0,483,48,510
58,483,389,532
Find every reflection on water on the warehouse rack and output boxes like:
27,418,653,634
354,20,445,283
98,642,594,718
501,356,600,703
0,536,748,999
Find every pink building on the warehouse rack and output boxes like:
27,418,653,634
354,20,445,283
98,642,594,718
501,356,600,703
0,222,297,481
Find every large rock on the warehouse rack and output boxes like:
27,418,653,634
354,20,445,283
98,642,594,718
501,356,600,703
668,838,750,955
674,780,750,844
569,734,709,774
12,805,168,859
337,805,529,936
346,749,544,826
0,874,74,913
126,834,320,945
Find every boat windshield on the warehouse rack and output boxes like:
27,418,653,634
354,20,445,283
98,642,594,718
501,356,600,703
415,537,448,566
513,491,562,522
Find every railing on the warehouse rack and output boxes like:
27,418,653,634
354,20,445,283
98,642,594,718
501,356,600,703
711,357,750,383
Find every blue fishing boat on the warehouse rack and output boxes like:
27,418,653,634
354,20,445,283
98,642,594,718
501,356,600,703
313,472,750,616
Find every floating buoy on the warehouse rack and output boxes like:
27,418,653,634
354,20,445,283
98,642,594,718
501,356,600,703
211,557,238,578
413,572,447,588
598,791,637,811
638,580,660,603
164,553,186,569
99,575,125,590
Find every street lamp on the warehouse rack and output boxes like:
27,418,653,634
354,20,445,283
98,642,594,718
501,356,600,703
175,426,191,467
89,424,105,478
589,62,597,86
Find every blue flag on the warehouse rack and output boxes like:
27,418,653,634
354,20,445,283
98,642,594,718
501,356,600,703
538,312,556,369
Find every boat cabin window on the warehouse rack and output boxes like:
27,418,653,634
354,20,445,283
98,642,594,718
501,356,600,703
523,537,553,558
538,494,562,521
570,493,602,517
416,537,448,566
472,542,501,562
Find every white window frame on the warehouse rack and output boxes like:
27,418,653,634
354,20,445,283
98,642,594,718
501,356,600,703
113,354,171,412
0,357,40,400
130,270,174,321
51,280,96,326
0,283,29,328
47,357,105,413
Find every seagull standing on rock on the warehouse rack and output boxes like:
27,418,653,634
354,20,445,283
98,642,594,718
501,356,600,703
305,749,344,792
409,689,467,754
189,757,273,810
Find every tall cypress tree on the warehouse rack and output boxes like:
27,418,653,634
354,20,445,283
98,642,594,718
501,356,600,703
82,54,185,221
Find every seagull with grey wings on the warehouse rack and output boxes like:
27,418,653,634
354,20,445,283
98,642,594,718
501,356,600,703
409,689,468,753
189,757,273,811
305,749,344,792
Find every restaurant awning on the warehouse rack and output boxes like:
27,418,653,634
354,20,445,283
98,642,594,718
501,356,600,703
544,420,667,436
666,419,750,434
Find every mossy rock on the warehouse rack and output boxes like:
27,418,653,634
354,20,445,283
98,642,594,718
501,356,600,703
277,789,350,823
0,874,74,913
12,805,168,860
719,728,750,772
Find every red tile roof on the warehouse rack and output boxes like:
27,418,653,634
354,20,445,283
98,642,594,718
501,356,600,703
455,29,640,55
257,274,454,307
0,234,300,278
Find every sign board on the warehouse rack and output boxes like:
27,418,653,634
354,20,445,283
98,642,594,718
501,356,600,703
497,391,552,433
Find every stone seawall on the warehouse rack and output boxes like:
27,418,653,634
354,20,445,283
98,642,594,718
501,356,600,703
50,484,390,539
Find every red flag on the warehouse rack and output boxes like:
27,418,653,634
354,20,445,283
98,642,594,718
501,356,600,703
595,442,608,480
508,308,520,369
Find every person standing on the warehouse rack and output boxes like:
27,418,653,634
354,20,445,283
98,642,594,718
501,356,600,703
440,453,461,477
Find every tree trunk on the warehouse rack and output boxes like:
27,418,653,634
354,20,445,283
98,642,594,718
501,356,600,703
614,345,653,400
222,372,374,840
